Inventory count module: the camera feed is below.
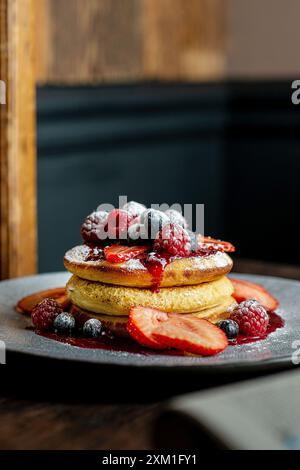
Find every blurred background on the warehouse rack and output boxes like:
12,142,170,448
33,0,300,272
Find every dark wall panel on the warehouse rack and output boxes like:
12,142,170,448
37,84,226,272
37,82,300,273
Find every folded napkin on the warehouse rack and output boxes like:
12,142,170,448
154,369,300,450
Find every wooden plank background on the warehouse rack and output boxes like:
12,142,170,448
35,0,226,83
0,0,37,279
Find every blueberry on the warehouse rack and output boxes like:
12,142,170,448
216,320,239,339
186,230,198,252
53,312,76,334
122,201,146,218
165,209,187,228
140,209,169,240
83,318,103,338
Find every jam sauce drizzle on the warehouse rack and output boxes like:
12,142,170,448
85,242,218,291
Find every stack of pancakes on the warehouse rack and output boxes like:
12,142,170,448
64,244,236,337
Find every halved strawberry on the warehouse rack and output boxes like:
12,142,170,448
127,306,169,349
199,236,235,253
16,287,70,315
104,245,150,263
231,278,279,311
153,314,228,356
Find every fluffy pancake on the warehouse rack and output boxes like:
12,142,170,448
66,275,234,316
71,298,237,338
64,245,233,288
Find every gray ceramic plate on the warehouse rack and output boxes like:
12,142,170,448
0,272,299,372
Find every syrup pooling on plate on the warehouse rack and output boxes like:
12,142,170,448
36,309,284,353
229,311,284,345
36,330,181,356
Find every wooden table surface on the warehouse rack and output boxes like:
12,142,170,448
1,258,300,450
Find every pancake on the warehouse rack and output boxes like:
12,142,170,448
64,245,233,288
70,298,237,338
66,275,234,316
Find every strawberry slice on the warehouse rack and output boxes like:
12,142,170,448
104,245,150,263
128,307,228,355
16,287,70,315
199,236,235,253
127,306,169,349
231,278,279,311
153,314,228,356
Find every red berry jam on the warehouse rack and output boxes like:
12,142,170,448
36,310,284,354
229,311,284,345
85,244,105,261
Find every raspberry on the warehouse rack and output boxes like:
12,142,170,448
31,298,62,331
154,223,191,256
231,299,269,336
107,209,134,240
81,211,108,243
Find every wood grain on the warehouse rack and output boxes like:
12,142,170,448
0,0,37,279
36,0,143,83
35,0,225,83
143,0,225,80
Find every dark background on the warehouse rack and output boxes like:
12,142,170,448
37,82,300,272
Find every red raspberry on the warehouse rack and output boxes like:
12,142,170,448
81,211,108,243
231,299,269,336
154,223,191,256
107,209,134,240
31,298,62,331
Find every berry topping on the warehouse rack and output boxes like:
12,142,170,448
83,318,103,338
31,298,62,331
153,313,228,355
127,223,147,244
107,209,134,240
199,236,235,253
85,245,104,262
16,287,70,315
216,319,239,339
81,211,108,243
230,278,279,312
231,299,269,336
104,244,150,263
122,201,146,219
165,209,188,228
53,312,76,334
154,223,191,257
127,306,169,349
140,209,169,240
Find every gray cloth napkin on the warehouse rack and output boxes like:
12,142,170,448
154,369,300,450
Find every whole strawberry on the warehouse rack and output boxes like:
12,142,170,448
154,223,191,257
31,298,62,331
231,299,269,336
